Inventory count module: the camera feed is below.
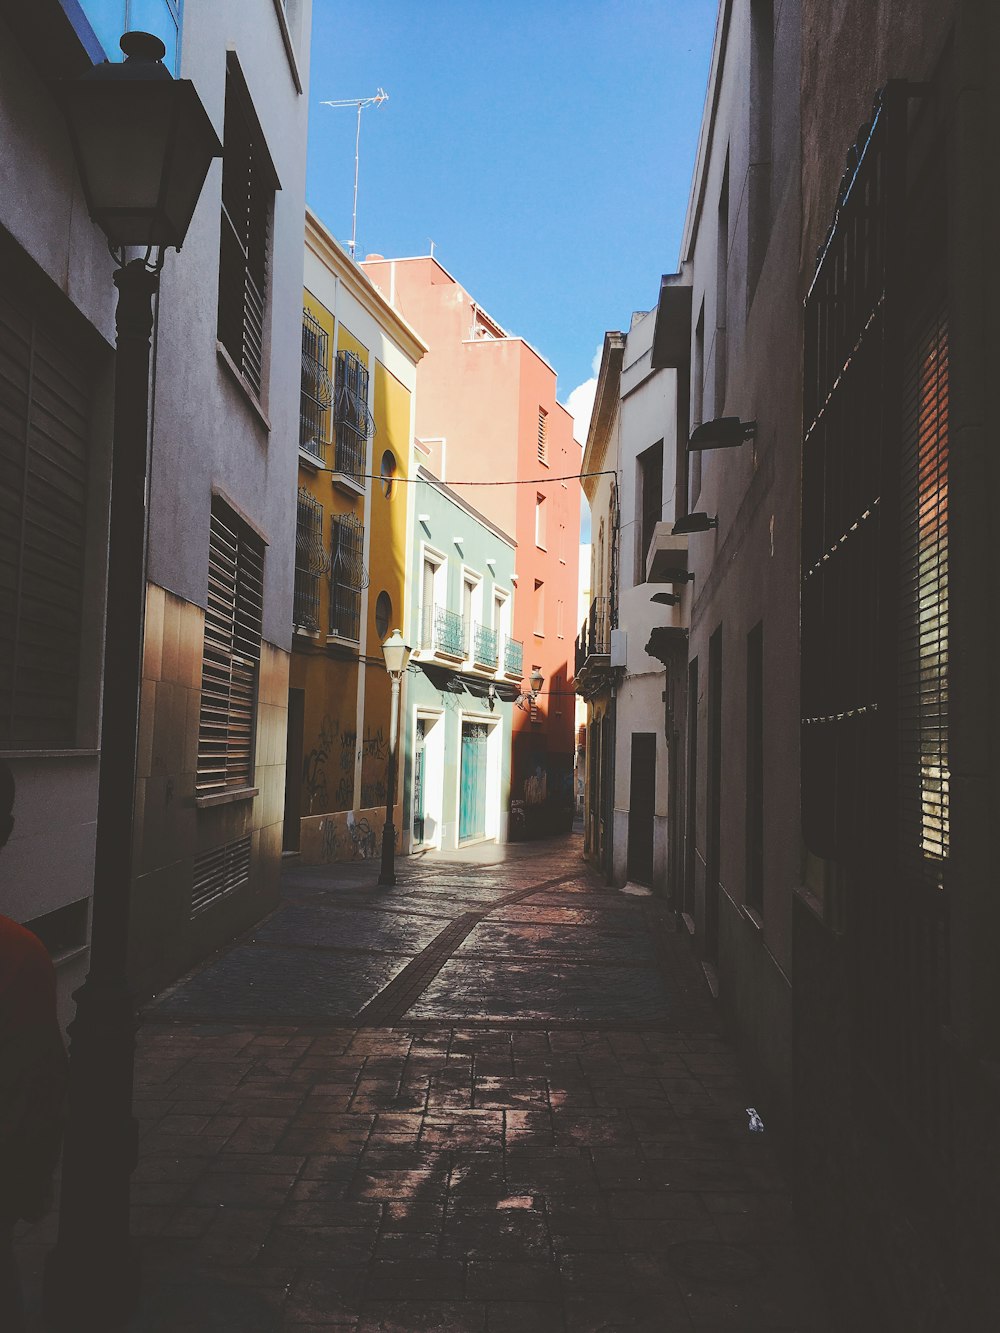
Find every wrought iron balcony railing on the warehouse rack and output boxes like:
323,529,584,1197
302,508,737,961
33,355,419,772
420,604,466,658
575,596,612,680
473,623,499,669
503,635,523,678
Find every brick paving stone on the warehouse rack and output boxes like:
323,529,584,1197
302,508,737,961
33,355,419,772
16,833,836,1332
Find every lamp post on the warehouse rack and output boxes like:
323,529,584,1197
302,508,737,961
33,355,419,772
45,33,221,1328
378,629,412,886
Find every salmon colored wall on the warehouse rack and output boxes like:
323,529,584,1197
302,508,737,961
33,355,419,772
361,257,582,773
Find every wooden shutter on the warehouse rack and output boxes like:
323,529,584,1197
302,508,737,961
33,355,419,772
0,281,95,747
197,500,264,791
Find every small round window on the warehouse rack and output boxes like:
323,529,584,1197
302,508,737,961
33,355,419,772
380,449,397,499
375,591,392,639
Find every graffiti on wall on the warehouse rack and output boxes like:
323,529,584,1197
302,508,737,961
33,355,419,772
347,811,377,859
303,714,336,812
361,725,388,760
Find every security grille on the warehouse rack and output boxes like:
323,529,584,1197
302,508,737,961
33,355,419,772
0,277,97,747
191,834,252,917
218,60,273,398
801,81,950,1159
329,511,367,640
333,350,374,480
293,488,327,631
299,311,331,460
197,499,264,792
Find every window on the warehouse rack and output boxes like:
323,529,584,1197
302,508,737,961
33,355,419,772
299,310,331,460
78,0,182,73
534,579,545,636
420,554,443,650
0,271,99,748
747,0,775,304
197,499,264,793
462,574,481,656
637,440,663,583
535,492,547,548
333,350,373,480
380,449,396,499
537,408,548,465
293,489,326,631
745,622,764,914
557,597,564,639
706,626,723,963
375,591,392,639
715,153,730,414
329,511,367,640
218,59,277,399
691,302,705,508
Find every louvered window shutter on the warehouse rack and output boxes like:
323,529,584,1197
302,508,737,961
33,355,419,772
0,283,96,747
197,500,264,791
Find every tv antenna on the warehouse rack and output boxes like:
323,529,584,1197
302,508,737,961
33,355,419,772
320,88,388,259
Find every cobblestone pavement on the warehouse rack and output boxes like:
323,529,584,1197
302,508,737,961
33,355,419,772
18,834,836,1331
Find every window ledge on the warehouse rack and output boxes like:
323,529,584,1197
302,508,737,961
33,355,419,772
327,634,361,648
271,0,304,93
195,786,259,809
298,447,324,471
0,748,100,760
331,471,367,497
294,626,323,640
217,342,271,432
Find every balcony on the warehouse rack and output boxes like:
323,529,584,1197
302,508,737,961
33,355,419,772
473,623,499,670
420,604,466,660
503,635,523,679
574,596,613,694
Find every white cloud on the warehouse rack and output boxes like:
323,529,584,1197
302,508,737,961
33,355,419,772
563,344,602,446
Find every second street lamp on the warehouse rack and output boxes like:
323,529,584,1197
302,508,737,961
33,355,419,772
46,32,222,1329
378,629,412,886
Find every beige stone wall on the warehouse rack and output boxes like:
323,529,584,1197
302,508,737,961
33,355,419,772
298,803,403,866
129,583,289,995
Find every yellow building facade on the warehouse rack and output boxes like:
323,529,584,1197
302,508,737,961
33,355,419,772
285,212,425,863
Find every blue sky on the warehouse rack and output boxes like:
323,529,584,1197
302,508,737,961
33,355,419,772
306,0,718,442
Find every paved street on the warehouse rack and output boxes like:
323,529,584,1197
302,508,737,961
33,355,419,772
19,835,835,1330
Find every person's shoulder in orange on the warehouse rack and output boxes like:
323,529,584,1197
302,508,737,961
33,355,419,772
0,916,58,1040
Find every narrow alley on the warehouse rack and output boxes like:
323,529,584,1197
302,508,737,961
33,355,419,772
19,835,834,1331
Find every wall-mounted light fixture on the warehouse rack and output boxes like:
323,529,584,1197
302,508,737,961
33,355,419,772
671,512,718,535
688,417,756,451
514,667,544,715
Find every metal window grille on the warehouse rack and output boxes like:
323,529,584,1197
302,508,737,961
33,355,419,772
329,512,368,640
293,488,327,631
537,408,548,465
333,351,375,480
299,311,331,460
197,500,264,792
801,81,950,1159
0,279,97,748
218,69,271,397
191,835,252,917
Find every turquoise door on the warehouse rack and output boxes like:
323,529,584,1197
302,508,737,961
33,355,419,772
459,722,488,841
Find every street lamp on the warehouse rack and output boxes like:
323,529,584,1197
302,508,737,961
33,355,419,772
378,629,412,886
46,33,221,1330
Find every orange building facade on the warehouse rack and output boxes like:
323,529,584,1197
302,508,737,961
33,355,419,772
361,256,581,836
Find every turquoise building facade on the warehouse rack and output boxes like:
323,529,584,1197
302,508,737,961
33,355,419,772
403,468,521,852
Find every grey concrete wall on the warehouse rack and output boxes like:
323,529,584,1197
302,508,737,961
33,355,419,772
678,0,802,1138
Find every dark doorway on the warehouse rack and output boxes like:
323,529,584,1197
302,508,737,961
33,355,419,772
706,627,723,962
685,658,698,918
627,733,656,884
282,688,305,852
